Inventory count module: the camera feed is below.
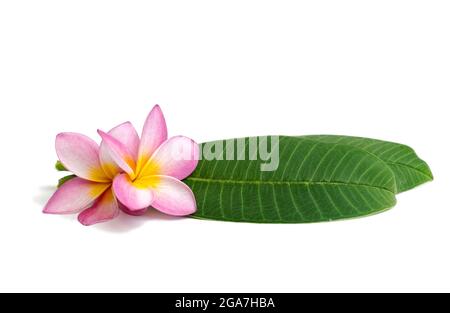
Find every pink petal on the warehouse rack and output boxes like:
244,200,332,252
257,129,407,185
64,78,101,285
98,130,136,178
112,173,154,211
99,122,140,178
137,105,168,171
78,188,119,226
150,175,197,216
43,178,110,214
141,136,199,180
56,133,109,182
118,202,148,216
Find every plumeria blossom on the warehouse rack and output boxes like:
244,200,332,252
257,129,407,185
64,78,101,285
43,105,199,226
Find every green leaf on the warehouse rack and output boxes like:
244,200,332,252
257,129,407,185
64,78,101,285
186,136,397,223
301,135,433,193
58,174,76,187
55,160,67,171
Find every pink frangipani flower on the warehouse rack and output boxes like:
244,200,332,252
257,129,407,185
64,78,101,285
43,105,199,225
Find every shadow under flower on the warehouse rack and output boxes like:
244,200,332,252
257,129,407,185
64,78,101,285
96,209,184,233
35,184,184,233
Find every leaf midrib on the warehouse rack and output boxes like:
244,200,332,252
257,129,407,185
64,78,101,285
185,177,395,194
385,161,433,179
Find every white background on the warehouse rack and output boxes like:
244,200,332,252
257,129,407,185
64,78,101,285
0,1,448,292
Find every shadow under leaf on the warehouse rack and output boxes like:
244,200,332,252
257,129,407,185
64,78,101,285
34,185,56,206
